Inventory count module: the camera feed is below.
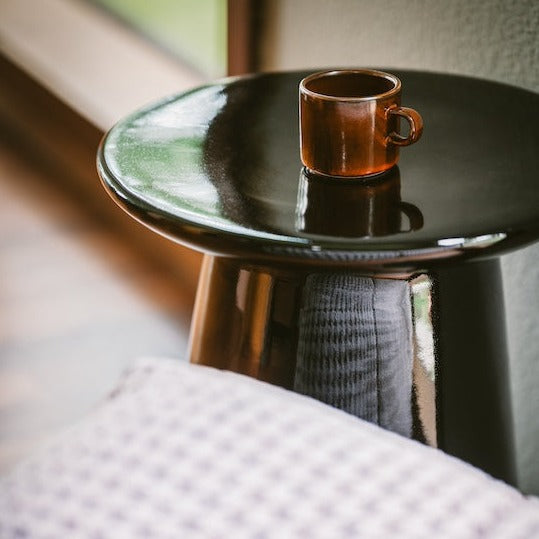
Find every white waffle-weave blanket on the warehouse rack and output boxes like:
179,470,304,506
1,358,537,538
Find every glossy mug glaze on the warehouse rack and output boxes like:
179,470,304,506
299,69,423,177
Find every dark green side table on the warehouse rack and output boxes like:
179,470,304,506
98,70,539,485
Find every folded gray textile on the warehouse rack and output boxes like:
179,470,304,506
295,274,413,437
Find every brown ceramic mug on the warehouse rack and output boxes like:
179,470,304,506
299,69,423,177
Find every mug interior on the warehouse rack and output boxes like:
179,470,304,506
304,71,397,99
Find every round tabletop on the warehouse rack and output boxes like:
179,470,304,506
98,70,539,267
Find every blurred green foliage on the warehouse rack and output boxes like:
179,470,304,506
94,0,227,77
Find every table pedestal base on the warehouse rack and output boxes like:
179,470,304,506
188,255,516,485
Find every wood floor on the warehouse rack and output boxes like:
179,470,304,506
0,139,194,473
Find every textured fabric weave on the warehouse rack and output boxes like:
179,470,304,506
295,274,413,437
0,358,538,538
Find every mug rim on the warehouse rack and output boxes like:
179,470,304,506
300,69,401,102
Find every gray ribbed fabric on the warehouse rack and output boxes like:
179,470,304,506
294,274,413,437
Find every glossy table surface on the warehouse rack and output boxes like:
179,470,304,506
98,70,539,266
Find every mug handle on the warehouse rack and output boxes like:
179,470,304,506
399,201,424,232
387,106,424,146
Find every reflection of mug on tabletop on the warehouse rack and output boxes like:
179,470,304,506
299,70,423,178
296,166,423,237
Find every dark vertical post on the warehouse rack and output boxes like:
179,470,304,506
227,0,258,76
433,258,517,484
